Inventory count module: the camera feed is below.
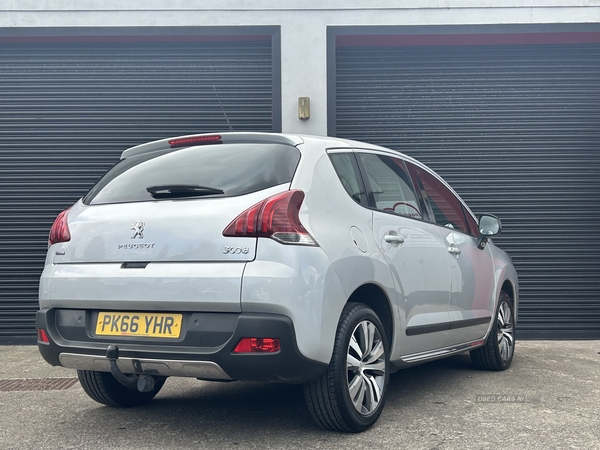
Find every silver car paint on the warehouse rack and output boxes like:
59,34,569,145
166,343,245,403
371,208,453,356
40,184,289,312
241,239,347,365
289,136,517,364
40,133,518,370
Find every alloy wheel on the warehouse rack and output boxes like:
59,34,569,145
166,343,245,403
497,300,515,361
346,320,386,415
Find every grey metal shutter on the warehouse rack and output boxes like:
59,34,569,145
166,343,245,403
0,36,276,343
334,39,600,339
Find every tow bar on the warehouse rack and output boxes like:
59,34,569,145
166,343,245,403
106,345,156,393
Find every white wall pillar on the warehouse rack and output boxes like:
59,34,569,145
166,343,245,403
280,21,328,135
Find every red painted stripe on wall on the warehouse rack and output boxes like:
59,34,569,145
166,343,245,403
336,32,600,47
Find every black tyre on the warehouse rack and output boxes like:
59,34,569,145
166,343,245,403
77,370,165,407
471,291,515,371
303,302,390,432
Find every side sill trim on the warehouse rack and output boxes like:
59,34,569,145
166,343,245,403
399,339,486,364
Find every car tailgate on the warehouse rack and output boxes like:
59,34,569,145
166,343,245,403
40,261,244,312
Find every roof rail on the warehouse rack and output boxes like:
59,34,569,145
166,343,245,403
121,132,304,159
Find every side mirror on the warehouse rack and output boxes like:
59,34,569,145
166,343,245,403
477,214,501,249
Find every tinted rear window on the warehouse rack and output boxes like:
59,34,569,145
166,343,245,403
84,143,301,205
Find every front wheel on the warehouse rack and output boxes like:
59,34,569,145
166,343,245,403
77,370,166,407
471,291,515,371
303,302,390,432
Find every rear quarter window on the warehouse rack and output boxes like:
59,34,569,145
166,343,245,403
84,143,301,205
328,152,368,205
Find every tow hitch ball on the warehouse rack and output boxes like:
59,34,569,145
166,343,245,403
106,345,155,393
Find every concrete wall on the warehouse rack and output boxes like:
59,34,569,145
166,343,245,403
1,1,598,135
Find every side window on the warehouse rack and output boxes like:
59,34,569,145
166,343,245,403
464,209,479,237
358,153,422,219
329,153,367,205
408,163,470,234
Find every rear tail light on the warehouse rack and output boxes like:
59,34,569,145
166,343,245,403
37,329,50,344
48,209,71,246
233,337,280,353
223,190,318,246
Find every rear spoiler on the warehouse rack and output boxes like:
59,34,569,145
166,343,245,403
121,132,304,159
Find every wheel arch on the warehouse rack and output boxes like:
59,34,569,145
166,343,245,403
500,278,518,324
346,283,394,349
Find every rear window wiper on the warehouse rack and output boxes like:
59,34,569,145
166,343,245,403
146,184,224,199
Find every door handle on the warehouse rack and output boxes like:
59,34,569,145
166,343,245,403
447,244,461,255
384,234,404,244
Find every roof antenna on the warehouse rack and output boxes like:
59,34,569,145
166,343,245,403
213,86,234,132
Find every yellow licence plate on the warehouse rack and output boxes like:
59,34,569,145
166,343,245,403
96,312,182,338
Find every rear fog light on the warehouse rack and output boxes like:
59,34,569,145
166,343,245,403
38,329,50,343
233,337,281,353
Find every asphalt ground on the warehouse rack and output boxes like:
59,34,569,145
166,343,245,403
0,341,598,450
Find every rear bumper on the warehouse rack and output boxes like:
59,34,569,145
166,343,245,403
37,308,327,383
58,353,233,380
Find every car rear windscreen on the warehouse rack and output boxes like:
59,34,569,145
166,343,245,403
83,143,301,205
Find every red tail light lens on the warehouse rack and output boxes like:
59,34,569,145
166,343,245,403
223,190,318,246
233,337,281,353
48,209,71,246
37,329,50,343
168,134,222,148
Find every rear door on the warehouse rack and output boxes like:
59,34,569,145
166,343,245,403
356,151,452,355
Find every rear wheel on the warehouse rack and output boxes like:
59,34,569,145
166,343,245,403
471,291,515,371
303,302,390,432
77,370,165,407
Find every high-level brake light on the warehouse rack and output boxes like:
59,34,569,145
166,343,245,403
223,190,318,246
48,209,71,246
168,135,222,148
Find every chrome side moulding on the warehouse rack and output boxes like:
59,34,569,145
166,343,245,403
59,353,233,381
400,339,486,364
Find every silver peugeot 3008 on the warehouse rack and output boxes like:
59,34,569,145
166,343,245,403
38,133,518,432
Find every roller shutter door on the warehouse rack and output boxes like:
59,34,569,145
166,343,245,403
0,34,278,343
333,33,600,339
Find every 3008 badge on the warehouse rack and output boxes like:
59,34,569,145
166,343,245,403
223,246,250,254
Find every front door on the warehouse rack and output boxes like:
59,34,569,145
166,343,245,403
408,163,495,346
